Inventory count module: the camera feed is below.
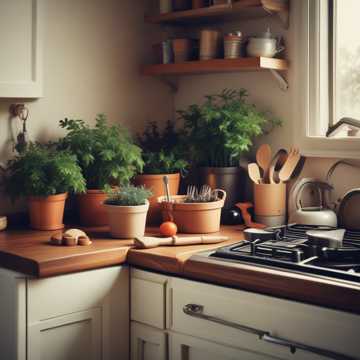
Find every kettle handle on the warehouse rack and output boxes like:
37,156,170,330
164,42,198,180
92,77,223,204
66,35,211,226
295,181,323,210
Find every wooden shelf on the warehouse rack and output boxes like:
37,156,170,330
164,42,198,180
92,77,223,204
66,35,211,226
142,57,288,76
145,0,289,27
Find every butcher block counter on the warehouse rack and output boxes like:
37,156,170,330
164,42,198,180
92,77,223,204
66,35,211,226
1,226,360,314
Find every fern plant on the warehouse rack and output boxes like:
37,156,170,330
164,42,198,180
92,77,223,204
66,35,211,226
177,89,282,167
5,142,86,199
59,114,144,189
137,120,188,174
104,185,152,206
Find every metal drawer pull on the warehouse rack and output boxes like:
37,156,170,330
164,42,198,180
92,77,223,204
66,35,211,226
183,303,268,338
183,304,356,360
261,333,356,360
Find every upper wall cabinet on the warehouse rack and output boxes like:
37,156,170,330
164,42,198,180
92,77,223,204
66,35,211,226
0,0,43,98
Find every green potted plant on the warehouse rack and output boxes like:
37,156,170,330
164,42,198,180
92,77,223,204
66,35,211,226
134,120,187,224
59,114,143,226
177,88,281,209
5,143,86,230
104,185,152,239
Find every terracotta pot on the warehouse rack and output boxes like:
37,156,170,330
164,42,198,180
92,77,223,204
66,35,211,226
172,39,192,63
134,173,180,225
158,190,226,233
104,200,149,239
77,190,108,226
253,183,286,216
28,193,67,231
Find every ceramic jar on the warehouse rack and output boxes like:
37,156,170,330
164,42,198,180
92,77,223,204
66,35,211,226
246,28,284,58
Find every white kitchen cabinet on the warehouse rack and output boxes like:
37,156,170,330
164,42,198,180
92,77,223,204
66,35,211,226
131,322,167,360
0,266,129,360
169,332,279,360
0,0,43,98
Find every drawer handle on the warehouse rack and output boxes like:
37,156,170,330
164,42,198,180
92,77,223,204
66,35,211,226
261,333,356,360
183,304,357,360
183,303,268,337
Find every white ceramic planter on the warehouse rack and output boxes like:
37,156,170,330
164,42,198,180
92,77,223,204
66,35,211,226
104,200,149,239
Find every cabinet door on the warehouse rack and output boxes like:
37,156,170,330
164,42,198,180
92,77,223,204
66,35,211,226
0,0,43,98
169,333,282,360
28,309,101,360
131,322,167,360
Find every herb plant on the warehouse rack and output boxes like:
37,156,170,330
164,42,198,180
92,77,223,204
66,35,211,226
137,120,187,174
59,114,144,189
5,143,86,199
177,89,281,167
104,185,152,206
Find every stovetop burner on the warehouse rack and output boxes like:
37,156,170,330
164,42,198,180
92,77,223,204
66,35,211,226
211,224,360,283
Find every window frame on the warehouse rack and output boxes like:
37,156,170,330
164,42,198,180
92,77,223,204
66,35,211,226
293,0,360,159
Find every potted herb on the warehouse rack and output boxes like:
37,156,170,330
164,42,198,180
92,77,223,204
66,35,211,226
104,185,152,239
5,143,86,230
135,121,187,224
178,89,281,209
59,114,143,226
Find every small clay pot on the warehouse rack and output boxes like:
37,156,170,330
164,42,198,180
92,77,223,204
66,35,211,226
134,173,180,225
77,190,108,226
158,190,226,233
104,200,149,239
28,193,67,231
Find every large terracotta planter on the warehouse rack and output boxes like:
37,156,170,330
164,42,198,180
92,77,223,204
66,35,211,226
77,190,108,226
104,200,149,239
28,193,67,231
134,173,180,225
158,190,226,233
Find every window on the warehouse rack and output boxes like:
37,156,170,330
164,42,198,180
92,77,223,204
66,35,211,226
294,0,360,157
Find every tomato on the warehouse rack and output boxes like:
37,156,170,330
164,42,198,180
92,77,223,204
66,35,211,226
160,221,178,237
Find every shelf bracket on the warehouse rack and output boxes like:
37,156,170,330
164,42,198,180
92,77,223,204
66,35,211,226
269,69,288,91
159,76,178,93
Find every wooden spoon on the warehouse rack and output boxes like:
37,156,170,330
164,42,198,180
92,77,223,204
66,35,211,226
256,144,272,182
268,149,288,184
278,148,301,183
248,163,262,184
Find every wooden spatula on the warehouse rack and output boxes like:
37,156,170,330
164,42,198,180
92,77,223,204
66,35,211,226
256,144,272,182
134,235,229,249
268,149,288,184
248,163,262,184
278,148,301,183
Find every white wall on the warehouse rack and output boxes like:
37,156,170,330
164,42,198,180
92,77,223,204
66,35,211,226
0,0,173,214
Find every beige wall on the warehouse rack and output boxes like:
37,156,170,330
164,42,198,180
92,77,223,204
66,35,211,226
0,0,173,214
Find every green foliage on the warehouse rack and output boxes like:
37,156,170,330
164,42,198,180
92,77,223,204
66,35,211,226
59,114,144,189
137,120,188,174
177,89,282,167
5,143,86,199
104,185,152,206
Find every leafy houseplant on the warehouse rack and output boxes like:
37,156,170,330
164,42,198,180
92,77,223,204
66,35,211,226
177,88,281,208
5,143,86,230
134,121,188,224
59,114,144,226
104,185,152,239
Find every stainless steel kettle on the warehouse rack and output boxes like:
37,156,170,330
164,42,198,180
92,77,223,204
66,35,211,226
289,178,338,227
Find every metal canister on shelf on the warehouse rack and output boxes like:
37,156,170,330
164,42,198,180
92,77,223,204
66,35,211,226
224,31,243,59
162,40,173,64
199,29,221,60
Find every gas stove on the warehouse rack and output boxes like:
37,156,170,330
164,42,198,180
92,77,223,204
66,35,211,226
210,224,360,283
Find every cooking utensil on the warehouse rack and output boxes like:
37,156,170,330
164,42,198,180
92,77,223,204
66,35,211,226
268,149,288,184
256,144,272,182
338,188,360,231
278,148,301,183
134,235,229,249
235,202,266,229
248,163,262,184
288,178,338,227
0,216,7,231
163,175,171,202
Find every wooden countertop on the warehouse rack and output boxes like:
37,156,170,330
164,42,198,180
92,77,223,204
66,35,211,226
1,225,360,315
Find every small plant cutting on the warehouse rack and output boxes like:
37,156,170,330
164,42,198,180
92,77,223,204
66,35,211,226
177,88,281,208
135,120,188,225
5,142,86,230
59,114,144,226
104,185,152,239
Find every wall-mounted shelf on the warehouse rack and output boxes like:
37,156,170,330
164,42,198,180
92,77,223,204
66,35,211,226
142,57,288,91
145,0,289,28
